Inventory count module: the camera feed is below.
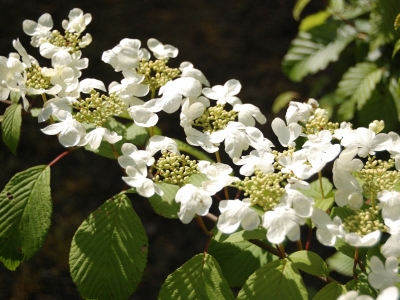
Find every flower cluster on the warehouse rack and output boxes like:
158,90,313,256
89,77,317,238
4,8,400,299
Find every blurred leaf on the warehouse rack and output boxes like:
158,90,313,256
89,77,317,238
313,282,347,300
289,250,330,277
313,197,335,211
299,11,331,32
209,239,275,287
299,177,332,199
70,193,148,300
10,91,20,104
148,183,180,219
2,103,22,154
272,91,300,114
29,108,41,117
237,259,308,300
212,227,267,243
173,138,214,162
0,165,51,270
326,251,353,277
158,253,234,300
283,21,356,82
188,173,209,187
395,13,400,30
329,0,371,20
125,122,149,146
392,39,400,58
293,0,311,21
345,273,377,297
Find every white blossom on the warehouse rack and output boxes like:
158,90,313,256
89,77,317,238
23,13,53,47
217,199,260,233
202,79,242,106
147,38,178,59
368,256,400,290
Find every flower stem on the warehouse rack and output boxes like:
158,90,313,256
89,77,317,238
195,215,213,237
48,151,70,167
276,243,286,259
305,222,313,250
111,144,119,159
353,247,359,282
296,240,303,251
248,239,281,257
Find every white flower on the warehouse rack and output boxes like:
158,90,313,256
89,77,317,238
202,79,242,106
123,166,162,198
311,209,344,246
147,38,178,59
233,150,274,176
179,62,210,86
0,55,24,101
368,256,400,290
337,290,373,300
185,127,220,153
23,13,53,47
382,227,400,258
280,189,314,218
285,99,317,125
333,122,353,140
62,8,92,34
41,113,86,147
81,127,122,150
341,127,391,158
387,132,400,170
233,103,266,127
38,97,74,122
217,199,260,234
278,149,315,180
262,204,306,244
102,38,142,72
376,286,399,300
175,184,212,224
198,161,238,194
180,97,207,128
109,73,149,106
146,135,179,156
377,190,400,228
344,229,381,247
271,117,302,147
118,143,154,174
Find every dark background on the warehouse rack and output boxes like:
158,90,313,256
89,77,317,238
0,0,326,299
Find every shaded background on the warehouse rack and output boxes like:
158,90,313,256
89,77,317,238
0,0,326,299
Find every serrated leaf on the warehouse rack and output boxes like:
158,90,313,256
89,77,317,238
208,239,275,287
2,103,22,154
237,259,308,300
158,253,234,300
148,183,180,219
0,165,51,270
326,251,354,277
69,193,148,300
293,0,311,21
345,273,377,297
329,0,371,20
313,282,347,300
369,0,400,50
289,250,329,277
173,138,214,163
299,11,331,32
10,91,20,104
212,228,267,243
272,91,300,114
283,21,356,82
337,62,383,111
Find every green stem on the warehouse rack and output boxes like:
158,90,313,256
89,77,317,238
195,216,213,237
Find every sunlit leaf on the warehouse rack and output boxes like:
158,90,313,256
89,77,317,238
272,91,300,114
2,103,22,154
289,250,329,277
148,183,180,219
313,282,347,300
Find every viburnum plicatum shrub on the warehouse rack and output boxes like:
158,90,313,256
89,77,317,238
0,8,400,300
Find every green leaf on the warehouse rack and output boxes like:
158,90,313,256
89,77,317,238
326,251,354,277
313,282,347,300
237,259,308,300
0,165,51,270
392,39,400,58
148,183,180,219
29,108,42,118
395,13,400,30
69,193,148,299
125,122,149,146
173,138,214,163
158,253,234,300
333,238,367,260
337,62,383,111
2,103,22,154
313,197,335,211
283,21,356,81
345,273,377,297
369,0,400,50
292,0,311,21
329,0,371,20
188,173,209,187
10,91,20,104
212,227,267,243
208,239,276,287
299,11,331,32
299,177,332,199
289,250,329,277
272,91,300,114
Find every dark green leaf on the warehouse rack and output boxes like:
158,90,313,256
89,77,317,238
272,91,300,114
158,253,234,300
313,282,347,300
289,250,329,277
148,183,180,219
2,103,22,154
173,138,214,162
0,165,51,270
212,227,267,243
69,193,148,299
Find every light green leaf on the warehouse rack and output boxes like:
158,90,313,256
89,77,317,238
313,197,335,211
29,108,42,118
10,91,20,104
313,282,347,300
188,173,209,187
299,11,331,32
148,183,180,219
299,177,332,199
333,237,367,260
125,122,149,146
326,251,354,277
2,103,22,154
272,91,300,114
392,39,400,58
212,227,267,243
69,193,148,300
0,165,51,270
283,21,356,82
158,253,234,300
329,0,371,20
209,239,276,287
292,0,311,21
345,273,377,297
337,62,383,111
173,138,214,163
237,259,308,300
395,13,400,30
289,250,329,277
